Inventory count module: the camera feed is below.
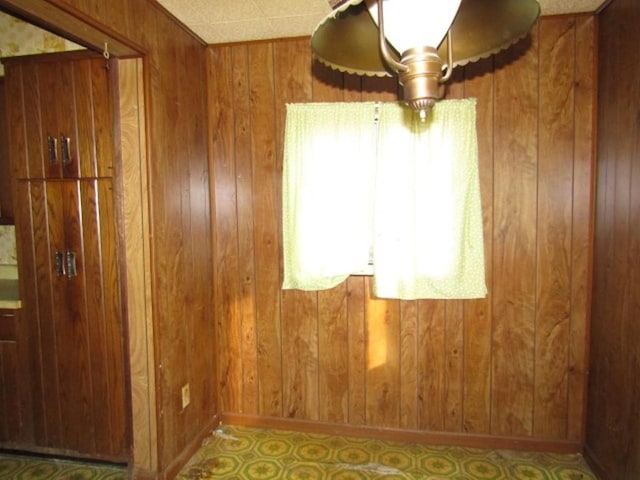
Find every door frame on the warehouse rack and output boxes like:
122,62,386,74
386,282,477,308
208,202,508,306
0,1,156,475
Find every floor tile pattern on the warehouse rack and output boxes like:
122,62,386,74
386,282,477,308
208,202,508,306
0,452,126,479
177,425,597,480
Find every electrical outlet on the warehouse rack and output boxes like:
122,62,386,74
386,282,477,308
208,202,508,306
181,383,190,409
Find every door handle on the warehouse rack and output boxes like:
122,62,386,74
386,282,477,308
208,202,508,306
60,134,72,165
47,136,58,164
65,250,78,278
54,251,65,277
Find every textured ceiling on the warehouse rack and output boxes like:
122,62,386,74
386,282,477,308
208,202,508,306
156,0,607,44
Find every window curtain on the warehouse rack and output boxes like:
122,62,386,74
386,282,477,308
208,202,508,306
372,100,486,299
282,102,377,290
281,100,486,299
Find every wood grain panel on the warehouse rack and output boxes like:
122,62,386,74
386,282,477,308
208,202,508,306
56,180,94,453
232,45,260,416
461,57,494,435
0,311,20,441
346,277,367,426
491,26,539,437
417,300,446,430
0,79,12,220
568,15,595,444
30,180,62,447
399,300,418,429
365,284,401,428
209,45,242,415
586,0,640,477
249,42,283,418
318,284,349,424
535,16,575,438
275,39,319,421
2,0,213,476
115,57,158,472
90,58,116,179
209,14,595,447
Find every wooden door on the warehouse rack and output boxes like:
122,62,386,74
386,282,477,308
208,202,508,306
13,178,127,460
3,51,115,181
5,51,127,461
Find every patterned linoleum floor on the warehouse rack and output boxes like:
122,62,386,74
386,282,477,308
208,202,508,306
0,452,126,479
176,425,598,480
0,425,598,479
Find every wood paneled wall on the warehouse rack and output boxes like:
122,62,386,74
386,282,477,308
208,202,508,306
208,15,596,449
0,0,215,477
587,0,640,478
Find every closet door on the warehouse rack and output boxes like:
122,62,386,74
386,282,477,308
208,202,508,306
6,52,127,462
4,52,115,180
14,179,127,460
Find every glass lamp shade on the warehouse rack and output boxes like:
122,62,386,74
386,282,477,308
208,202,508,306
365,0,462,55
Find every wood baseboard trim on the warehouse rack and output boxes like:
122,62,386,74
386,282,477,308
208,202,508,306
160,414,220,480
583,444,608,480
220,413,583,454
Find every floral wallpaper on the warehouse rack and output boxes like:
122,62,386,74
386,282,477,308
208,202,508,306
0,10,83,76
0,225,17,265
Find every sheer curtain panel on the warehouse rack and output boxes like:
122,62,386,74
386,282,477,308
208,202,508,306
281,100,486,299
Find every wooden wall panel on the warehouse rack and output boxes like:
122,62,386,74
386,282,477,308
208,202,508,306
568,15,595,444
586,0,640,478
461,59,494,436
535,16,575,439
249,42,284,419
209,14,596,448
0,79,12,221
0,0,214,476
491,29,538,438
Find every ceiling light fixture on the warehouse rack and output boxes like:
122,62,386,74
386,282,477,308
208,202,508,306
311,0,541,119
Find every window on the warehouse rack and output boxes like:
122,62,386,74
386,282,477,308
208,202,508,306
282,100,486,300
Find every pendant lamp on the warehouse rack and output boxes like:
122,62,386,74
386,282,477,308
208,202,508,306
311,0,540,119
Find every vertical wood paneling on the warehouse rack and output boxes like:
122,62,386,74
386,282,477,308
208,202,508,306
318,285,349,423
3,0,213,475
535,17,575,438
399,301,418,429
232,44,260,416
491,27,539,437
209,14,595,446
12,181,44,445
275,39,320,421
417,300,446,430
209,45,241,414
346,277,367,426
568,15,595,444
116,56,157,471
0,311,21,441
440,75,466,434
365,284,401,428
0,79,12,219
587,0,640,477
249,42,283,418
461,58,494,435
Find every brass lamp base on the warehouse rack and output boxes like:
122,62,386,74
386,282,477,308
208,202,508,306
398,46,443,119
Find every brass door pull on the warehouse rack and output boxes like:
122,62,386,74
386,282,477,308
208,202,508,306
65,250,78,278
54,251,65,277
48,136,58,164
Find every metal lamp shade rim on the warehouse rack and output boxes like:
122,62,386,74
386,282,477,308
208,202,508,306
310,0,541,77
